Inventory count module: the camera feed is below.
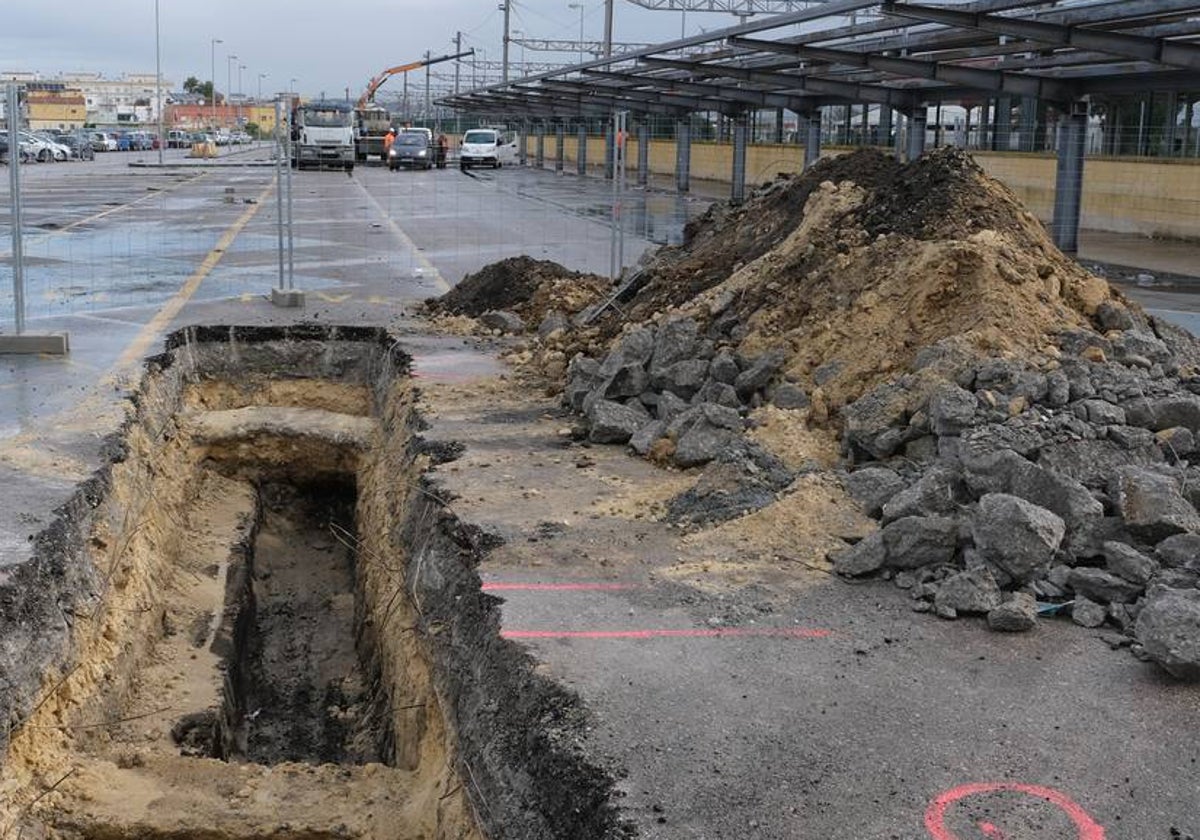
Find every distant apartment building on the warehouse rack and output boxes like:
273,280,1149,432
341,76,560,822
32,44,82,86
1,71,173,127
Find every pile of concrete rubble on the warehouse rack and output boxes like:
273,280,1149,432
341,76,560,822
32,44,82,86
439,148,1200,680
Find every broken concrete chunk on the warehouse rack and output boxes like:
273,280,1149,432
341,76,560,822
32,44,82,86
1123,394,1200,432
1135,586,1200,679
602,363,650,400
1079,399,1127,426
656,391,689,423
934,567,1002,615
479,309,526,333
629,419,668,456
1006,457,1104,531
1157,426,1196,460
587,399,648,444
845,467,906,519
1155,533,1200,572
673,422,737,469
972,493,1065,584
928,384,978,437
881,516,958,570
1102,540,1158,585
733,349,788,400
1072,596,1108,628
1095,300,1136,332
880,467,963,524
831,530,886,576
648,318,700,374
1068,567,1144,604
707,351,740,385
655,359,710,400
843,382,911,460
694,379,741,409
1111,466,1200,543
987,592,1038,632
772,383,810,410
598,327,655,378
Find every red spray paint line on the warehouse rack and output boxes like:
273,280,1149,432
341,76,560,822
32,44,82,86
501,627,832,640
482,582,634,592
924,782,1105,840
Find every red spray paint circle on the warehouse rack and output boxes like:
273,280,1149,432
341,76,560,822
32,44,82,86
925,782,1105,840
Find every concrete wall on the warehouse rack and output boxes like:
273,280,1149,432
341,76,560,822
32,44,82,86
524,133,1200,240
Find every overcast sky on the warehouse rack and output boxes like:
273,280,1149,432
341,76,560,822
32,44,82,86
0,0,762,100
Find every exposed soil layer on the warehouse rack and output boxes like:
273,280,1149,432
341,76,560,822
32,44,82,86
231,480,384,766
0,325,629,840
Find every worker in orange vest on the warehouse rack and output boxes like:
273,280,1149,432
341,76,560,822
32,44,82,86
383,127,396,156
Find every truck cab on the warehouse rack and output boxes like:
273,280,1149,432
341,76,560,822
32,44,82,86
293,101,356,171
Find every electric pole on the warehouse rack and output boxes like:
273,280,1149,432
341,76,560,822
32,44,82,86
502,1,512,82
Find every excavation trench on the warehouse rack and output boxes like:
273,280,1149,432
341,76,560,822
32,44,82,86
0,325,628,840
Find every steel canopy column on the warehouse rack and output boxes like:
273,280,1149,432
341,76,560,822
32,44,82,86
577,123,587,176
555,122,565,172
774,107,785,144
801,110,821,169
1019,96,1038,152
994,96,1013,152
878,106,892,148
605,121,615,179
637,119,649,187
519,119,528,166
731,111,749,204
906,107,927,161
675,117,691,193
1051,100,1088,255
535,122,545,168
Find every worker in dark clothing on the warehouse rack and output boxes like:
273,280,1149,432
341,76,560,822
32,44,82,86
435,133,449,169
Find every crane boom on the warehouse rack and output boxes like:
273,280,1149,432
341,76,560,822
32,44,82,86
358,49,476,108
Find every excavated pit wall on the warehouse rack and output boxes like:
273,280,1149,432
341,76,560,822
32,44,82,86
0,324,628,840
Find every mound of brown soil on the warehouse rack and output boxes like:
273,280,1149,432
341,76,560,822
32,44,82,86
428,256,611,326
600,147,1120,413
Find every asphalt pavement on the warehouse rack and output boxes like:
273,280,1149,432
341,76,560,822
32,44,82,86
2,149,1199,839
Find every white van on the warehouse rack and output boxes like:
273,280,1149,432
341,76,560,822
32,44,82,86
459,128,516,170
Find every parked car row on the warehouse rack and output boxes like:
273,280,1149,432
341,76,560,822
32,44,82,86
165,129,253,148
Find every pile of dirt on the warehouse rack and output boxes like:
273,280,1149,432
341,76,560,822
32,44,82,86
427,256,612,328
591,147,1112,413
537,146,1200,678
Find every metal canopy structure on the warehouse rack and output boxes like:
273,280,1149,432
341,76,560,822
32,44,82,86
439,0,1200,253
442,0,1200,116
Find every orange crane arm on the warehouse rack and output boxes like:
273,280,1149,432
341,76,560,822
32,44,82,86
356,49,475,109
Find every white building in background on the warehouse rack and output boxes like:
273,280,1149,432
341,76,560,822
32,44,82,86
0,71,173,126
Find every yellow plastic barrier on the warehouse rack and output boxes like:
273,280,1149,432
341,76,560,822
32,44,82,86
189,141,218,159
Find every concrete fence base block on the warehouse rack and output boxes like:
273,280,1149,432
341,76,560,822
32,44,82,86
0,334,70,355
270,288,306,308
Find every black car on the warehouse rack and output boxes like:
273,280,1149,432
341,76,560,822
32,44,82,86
388,133,433,170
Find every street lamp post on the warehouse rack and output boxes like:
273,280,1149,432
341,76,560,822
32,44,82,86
210,38,222,130
227,53,237,131
568,3,585,66
155,0,163,164
258,73,267,101
238,64,245,98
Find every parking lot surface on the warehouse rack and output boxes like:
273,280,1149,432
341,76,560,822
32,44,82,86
3,153,1200,839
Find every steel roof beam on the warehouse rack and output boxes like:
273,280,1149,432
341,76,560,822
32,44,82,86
582,68,812,111
883,2,1200,69
539,78,713,111
729,34,1075,99
637,55,919,107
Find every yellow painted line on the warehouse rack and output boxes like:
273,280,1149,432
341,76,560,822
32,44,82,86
105,179,275,380
367,295,389,305
315,291,352,303
0,172,209,257
352,176,450,293
239,292,255,302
